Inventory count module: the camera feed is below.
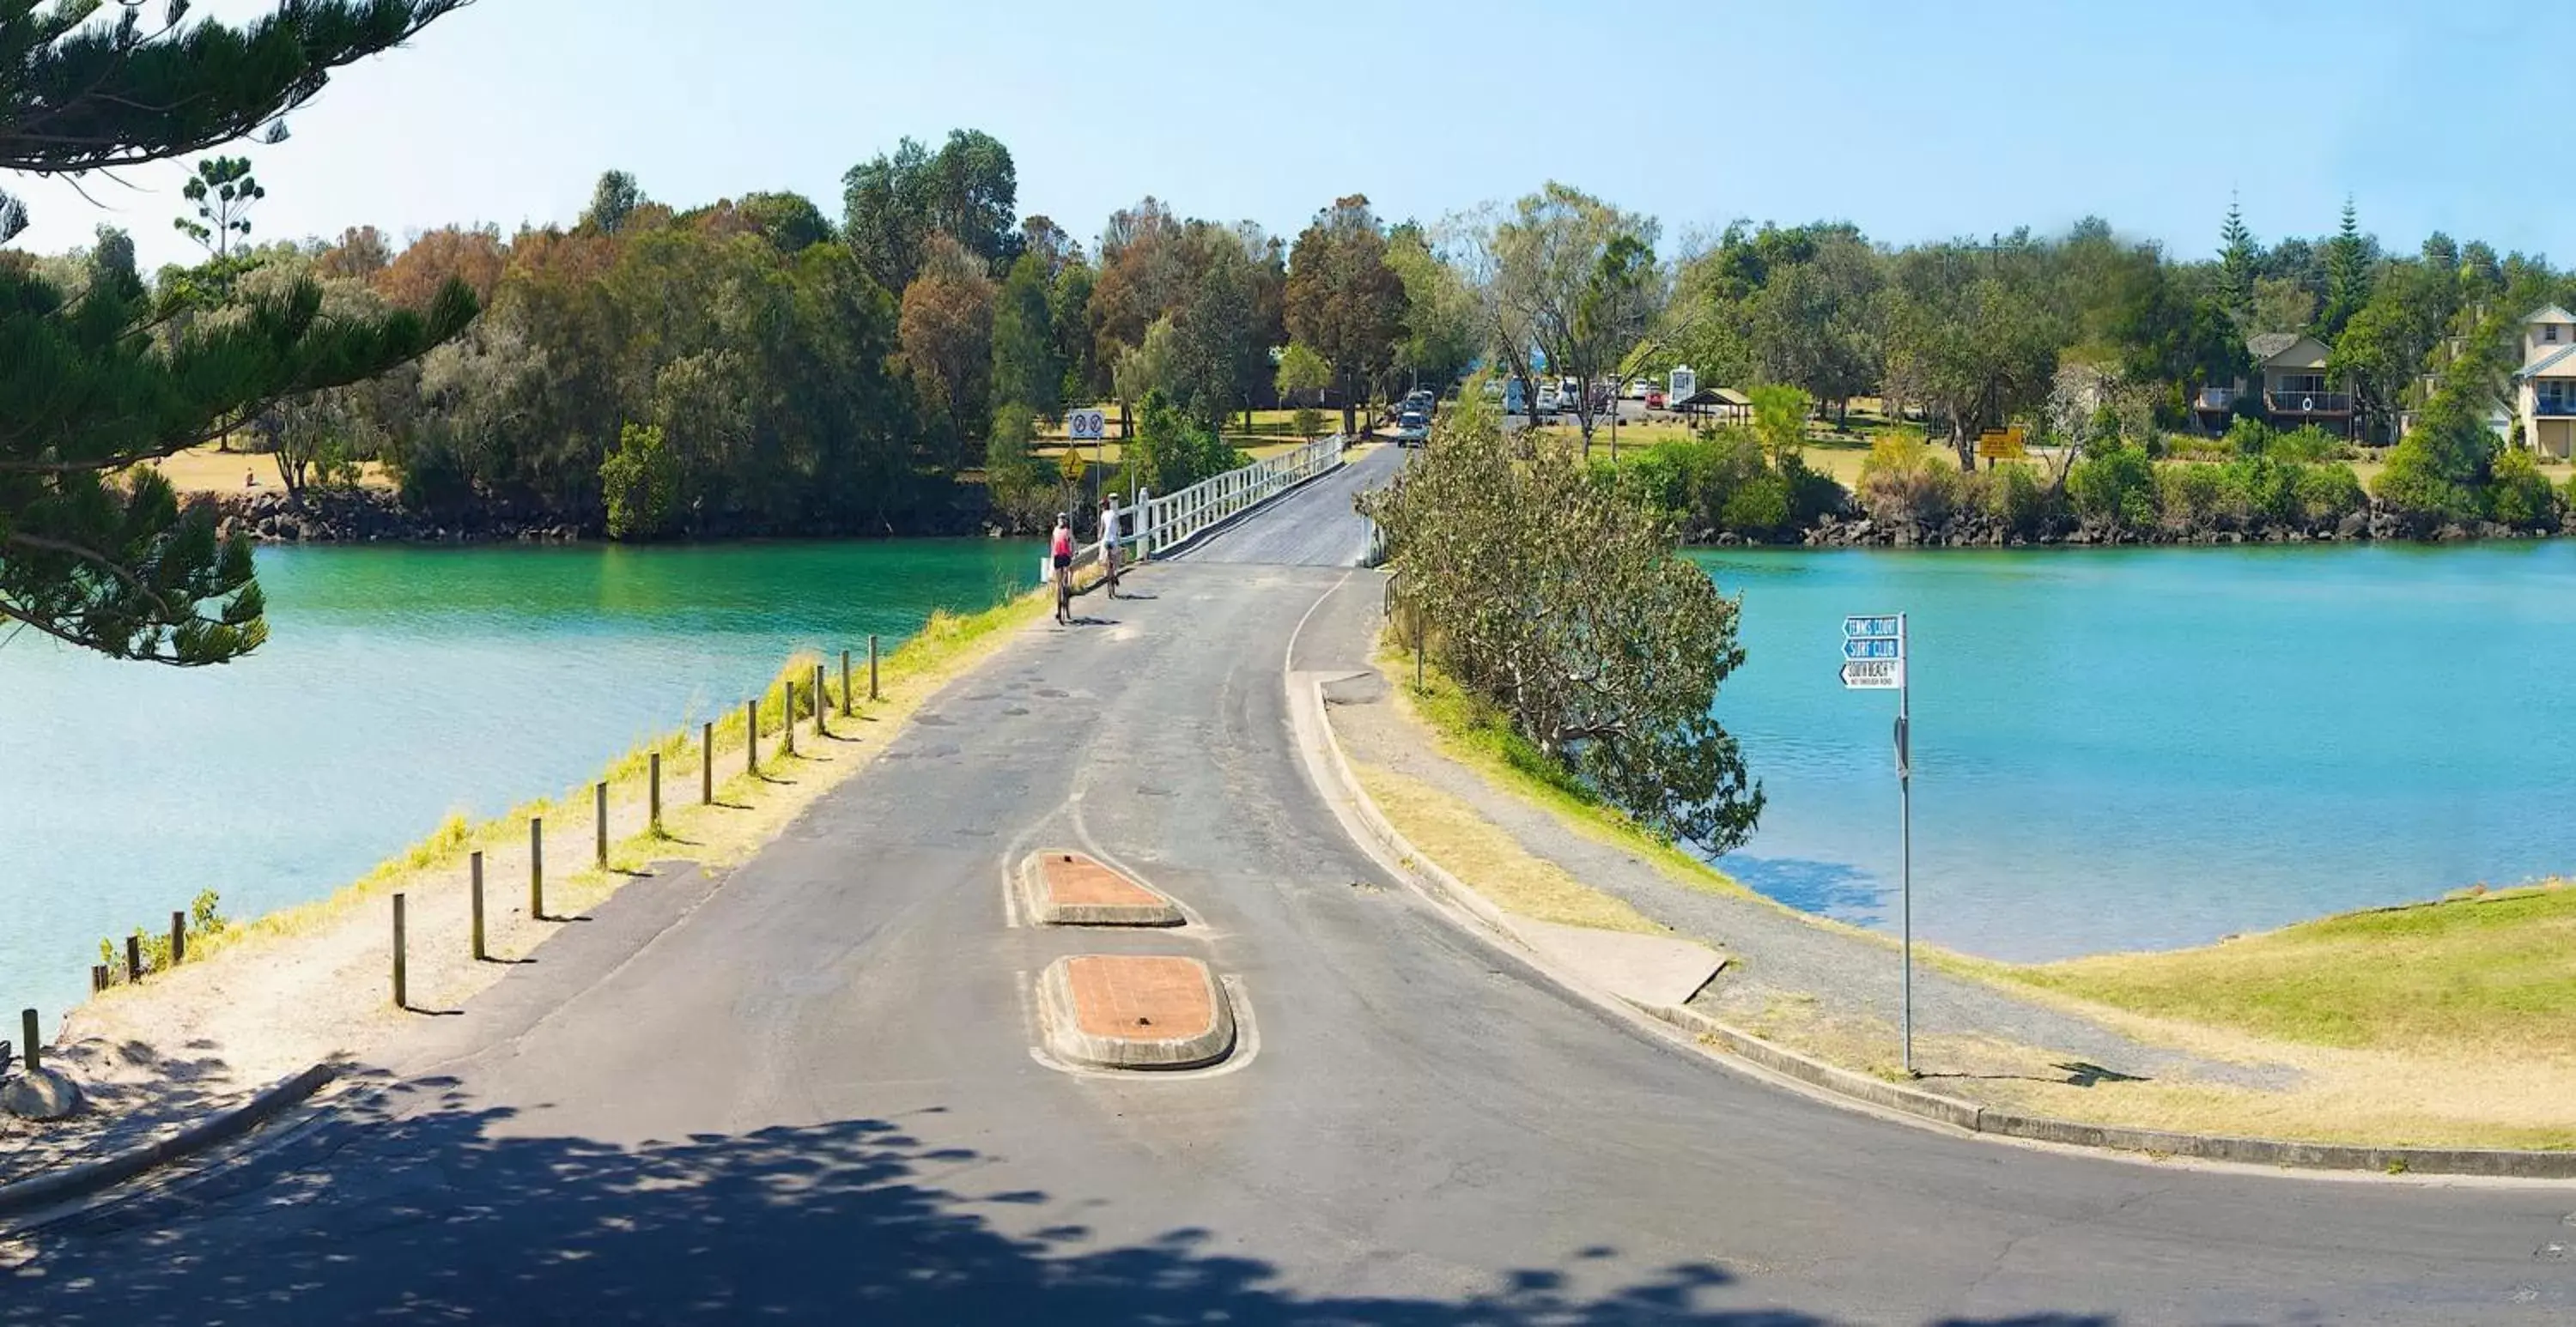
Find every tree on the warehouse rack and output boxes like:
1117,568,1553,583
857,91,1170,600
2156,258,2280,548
173,155,264,258
1284,195,1407,437
989,251,1060,418
1360,391,1763,855
2217,195,2257,329
1275,341,1331,401
1384,221,1477,395
2319,197,2373,340
734,191,833,253
896,235,997,465
1164,224,1268,427
1478,183,1662,454
581,169,644,236
376,223,505,309
1,0,475,665
317,224,392,280
2328,261,2445,442
840,128,1018,290
1880,238,2059,468
2248,276,2314,336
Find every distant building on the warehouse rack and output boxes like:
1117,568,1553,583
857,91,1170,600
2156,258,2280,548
2512,305,2576,459
2190,333,2355,436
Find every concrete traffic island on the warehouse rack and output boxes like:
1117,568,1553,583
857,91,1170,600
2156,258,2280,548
1018,851,1185,927
1037,954,1236,1071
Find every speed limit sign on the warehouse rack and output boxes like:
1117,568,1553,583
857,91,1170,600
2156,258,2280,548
1067,408,1107,441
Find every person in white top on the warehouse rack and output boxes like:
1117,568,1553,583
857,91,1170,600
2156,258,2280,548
1099,494,1124,598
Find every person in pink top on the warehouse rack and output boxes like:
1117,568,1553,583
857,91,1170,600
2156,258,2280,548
1049,512,1075,624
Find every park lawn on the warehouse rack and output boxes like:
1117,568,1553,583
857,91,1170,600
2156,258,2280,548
1967,882,2576,1057
137,442,395,496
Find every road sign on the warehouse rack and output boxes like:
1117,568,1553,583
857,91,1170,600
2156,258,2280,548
1067,408,1107,441
1843,638,1902,661
1841,658,1904,689
1844,615,1902,639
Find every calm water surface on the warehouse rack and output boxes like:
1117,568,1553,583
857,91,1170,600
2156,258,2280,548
0,541,1034,1018
1698,543,2576,960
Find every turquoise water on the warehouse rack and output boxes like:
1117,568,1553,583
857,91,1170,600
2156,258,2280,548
0,541,1036,1020
1696,544,2576,961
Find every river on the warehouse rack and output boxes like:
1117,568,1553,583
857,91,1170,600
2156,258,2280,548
0,541,1036,1020
8,540,2570,1019
1698,542,2576,961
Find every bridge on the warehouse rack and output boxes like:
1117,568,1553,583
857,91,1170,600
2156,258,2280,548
3,442,2567,1324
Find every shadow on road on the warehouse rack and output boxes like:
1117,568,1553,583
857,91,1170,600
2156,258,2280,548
0,1087,2118,1324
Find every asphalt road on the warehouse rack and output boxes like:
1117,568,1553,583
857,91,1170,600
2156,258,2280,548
5,459,2571,1324
1176,441,1402,567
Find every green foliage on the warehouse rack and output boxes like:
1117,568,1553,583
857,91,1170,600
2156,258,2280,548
96,889,230,987
839,129,1019,290
1855,431,1964,528
1275,341,1332,398
1364,398,1763,855
2293,462,2367,525
1126,389,1241,493
983,403,1054,530
990,251,1060,417
1624,425,1832,541
174,155,264,258
598,422,680,540
2487,447,2561,531
1,0,472,664
2372,395,2497,530
1291,405,1325,439
1745,382,1811,465
1980,462,2061,536
1285,196,1406,435
2067,440,2159,533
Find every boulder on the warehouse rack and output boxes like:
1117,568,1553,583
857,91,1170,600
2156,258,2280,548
2,1066,83,1120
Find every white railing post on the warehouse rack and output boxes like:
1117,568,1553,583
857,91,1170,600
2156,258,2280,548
1137,486,1153,561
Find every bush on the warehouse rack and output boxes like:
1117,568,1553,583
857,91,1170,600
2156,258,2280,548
2221,415,2275,457
1719,474,1793,538
2488,447,2561,530
1291,405,1325,439
1856,432,1964,527
2157,463,2233,531
2293,463,2366,526
2068,441,2158,534
599,421,680,540
1980,463,2059,536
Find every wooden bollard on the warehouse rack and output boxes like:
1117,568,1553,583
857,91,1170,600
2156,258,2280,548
649,752,663,832
841,649,853,714
702,721,714,804
392,894,408,1009
125,933,142,985
746,700,759,776
869,633,880,700
91,965,107,995
171,910,186,966
21,1009,37,1073
783,682,798,757
594,781,609,869
530,816,545,920
814,664,828,738
471,850,487,960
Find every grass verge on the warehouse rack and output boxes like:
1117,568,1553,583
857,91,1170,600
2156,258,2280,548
1352,761,1665,936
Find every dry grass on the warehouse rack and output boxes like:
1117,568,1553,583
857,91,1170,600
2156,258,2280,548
1352,761,1665,936
1728,993,2576,1150
138,443,394,496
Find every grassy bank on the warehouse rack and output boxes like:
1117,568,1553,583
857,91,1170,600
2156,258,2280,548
1375,623,2576,1148
1971,882,2576,1055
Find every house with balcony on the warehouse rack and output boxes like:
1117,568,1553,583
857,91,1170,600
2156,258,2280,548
2189,332,2354,435
2512,305,2576,459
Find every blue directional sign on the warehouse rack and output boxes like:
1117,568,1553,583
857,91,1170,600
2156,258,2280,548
1843,638,1902,660
1844,615,1903,639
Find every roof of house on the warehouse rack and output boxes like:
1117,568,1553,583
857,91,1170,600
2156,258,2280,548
2522,304,2575,325
2515,342,2576,379
2248,333,2330,370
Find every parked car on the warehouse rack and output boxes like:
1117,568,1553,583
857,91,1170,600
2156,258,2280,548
1622,379,1650,401
1645,388,1665,409
1394,409,1430,445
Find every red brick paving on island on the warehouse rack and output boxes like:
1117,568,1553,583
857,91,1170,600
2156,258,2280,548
1061,954,1215,1041
1037,853,1164,911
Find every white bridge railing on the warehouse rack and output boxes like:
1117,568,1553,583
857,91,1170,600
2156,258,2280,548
1040,435,1346,585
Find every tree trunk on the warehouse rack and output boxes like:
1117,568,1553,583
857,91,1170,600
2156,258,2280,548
1340,369,1358,439
1949,409,1976,471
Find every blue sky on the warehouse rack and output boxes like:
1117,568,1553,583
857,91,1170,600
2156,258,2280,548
14,0,2558,272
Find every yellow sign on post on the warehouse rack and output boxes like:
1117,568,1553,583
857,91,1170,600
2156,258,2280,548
1976,426,2028,459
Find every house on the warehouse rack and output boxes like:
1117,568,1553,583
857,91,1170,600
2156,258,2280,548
2512,305,2576,459
2190,332,2354,435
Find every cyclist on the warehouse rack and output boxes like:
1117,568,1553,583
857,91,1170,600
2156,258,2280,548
1050,512,1075,623
1099,494,1123,599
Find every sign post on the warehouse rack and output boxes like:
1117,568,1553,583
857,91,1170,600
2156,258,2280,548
1841,612,1914,1076
1067,408,1107,509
